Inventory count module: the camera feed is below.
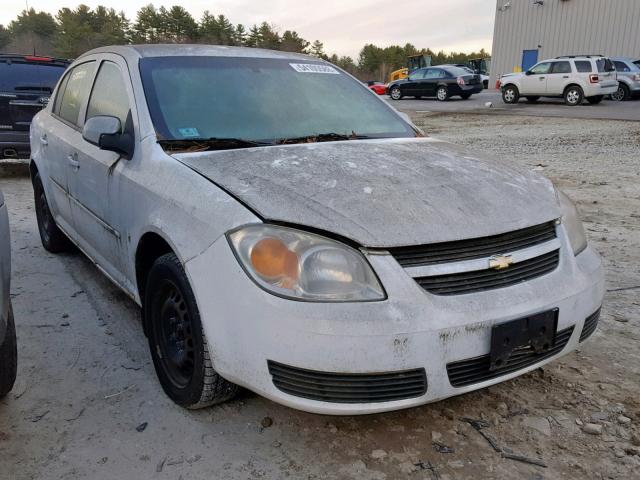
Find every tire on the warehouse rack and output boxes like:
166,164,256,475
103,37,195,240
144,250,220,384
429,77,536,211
502,85,519,104
436,86,449,102
586,95,603,105
0,304,17,399
32,172,73,253
526,96,540,103
389,86,402,100
145,253,238,409
564,85,584,106
610,83,629,102
460,94,472,100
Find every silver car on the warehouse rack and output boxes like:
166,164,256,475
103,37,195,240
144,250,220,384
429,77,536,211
610,57,640,101
30,45,604,415
0,188,17,398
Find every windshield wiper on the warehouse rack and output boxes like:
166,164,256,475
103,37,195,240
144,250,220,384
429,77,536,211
159,137,273,152
275,132,372,145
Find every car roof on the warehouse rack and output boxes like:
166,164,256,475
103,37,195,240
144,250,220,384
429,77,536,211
77,44,316,63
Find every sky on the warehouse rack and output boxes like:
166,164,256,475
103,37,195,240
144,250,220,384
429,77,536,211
0,0,496,59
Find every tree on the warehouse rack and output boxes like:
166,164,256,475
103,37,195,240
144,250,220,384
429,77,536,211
0,25,11,50
246,24,261,48
133,4,161,43
280,30,308,53
257,22,280,49
162,6,198,43
8,8,57,38
309,40,326,59
234,24,247,46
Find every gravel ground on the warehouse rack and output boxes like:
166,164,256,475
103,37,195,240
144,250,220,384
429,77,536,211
0,113,639,480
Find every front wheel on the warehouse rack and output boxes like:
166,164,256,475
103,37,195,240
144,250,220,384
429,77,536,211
436,86,449,102
146,253,238,409
610,84,629,102
389,87,402,100
586,95,603,105
564,86,584,106
0,304,17,399
502,85,519,104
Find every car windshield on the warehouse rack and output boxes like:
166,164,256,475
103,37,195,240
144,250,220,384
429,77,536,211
140,56,415,147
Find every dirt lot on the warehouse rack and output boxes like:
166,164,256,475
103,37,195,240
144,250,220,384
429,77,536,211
1,113,639,480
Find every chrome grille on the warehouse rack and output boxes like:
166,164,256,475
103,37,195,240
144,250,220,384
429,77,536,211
389,221,557,268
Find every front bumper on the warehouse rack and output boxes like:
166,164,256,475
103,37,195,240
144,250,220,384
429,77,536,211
186,232,604,415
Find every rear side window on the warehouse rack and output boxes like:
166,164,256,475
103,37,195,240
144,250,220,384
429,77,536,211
596,58,615,73
0,61,67,93
86,62,131,133
551,62,571,74
613,61,630,72
56,62,96,126
574,61,593,73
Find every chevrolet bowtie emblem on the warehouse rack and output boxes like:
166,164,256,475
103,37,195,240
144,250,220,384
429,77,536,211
489,255,513,270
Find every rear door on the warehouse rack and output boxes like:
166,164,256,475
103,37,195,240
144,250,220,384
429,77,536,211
545,61,572,95
43,60,97,236
420,68,443,96
0,58,67,134
67,55,136,282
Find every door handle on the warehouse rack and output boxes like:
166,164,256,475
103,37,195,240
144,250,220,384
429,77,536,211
67,153,80,171
539,77,546,80
563,75,570,79
40,135,48,146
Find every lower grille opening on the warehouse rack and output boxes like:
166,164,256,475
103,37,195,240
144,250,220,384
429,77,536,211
447,326,574,388
267,361,427,403
579,308,601,342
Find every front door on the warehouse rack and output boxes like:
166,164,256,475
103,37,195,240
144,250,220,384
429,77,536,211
403,69,426,96
67,55,136,283
520,62,552,95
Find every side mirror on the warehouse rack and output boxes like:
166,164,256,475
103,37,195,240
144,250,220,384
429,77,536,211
525,70,532,76
82,115,134,160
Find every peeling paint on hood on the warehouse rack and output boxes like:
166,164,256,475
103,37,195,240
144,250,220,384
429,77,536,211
173,138,560,248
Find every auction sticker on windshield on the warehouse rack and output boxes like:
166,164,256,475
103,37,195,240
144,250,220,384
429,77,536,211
290,63,340,74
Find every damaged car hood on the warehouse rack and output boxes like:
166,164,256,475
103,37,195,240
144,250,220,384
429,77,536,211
172,138,560,248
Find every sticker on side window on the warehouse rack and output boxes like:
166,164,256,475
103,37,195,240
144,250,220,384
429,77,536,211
178,127,200,138
290,63,340,74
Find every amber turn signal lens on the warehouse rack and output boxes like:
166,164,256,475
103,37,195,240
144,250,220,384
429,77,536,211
250,238,299,280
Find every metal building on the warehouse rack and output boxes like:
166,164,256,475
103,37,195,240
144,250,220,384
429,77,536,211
490,0,640,85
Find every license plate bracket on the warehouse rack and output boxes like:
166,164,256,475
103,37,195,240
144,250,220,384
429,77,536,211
489,309,558,371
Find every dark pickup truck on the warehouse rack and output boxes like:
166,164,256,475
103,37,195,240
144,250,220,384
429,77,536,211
0,55,70,159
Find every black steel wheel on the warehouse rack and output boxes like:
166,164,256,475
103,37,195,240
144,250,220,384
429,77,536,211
146,253,238,409
32,171,73,253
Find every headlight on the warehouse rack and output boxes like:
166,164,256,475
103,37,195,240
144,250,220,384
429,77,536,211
227,225,386,302
557,190,587,256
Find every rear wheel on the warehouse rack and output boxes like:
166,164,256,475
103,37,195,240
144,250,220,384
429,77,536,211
146,253,238,409
502,85,519,104
526,96,540,103
610,83,629,102
586,95,603,105
389,86,402,100
436,86,449,102
564,86,584,106
32,172,73,253
0,304,17,399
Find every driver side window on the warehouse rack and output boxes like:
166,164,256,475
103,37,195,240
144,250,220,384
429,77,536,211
86,61,131,134
529,62,552,75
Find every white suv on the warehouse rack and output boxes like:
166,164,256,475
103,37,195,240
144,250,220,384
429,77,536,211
500,56,618,106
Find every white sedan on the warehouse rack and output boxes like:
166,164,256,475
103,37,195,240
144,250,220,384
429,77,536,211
30,45,604,414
